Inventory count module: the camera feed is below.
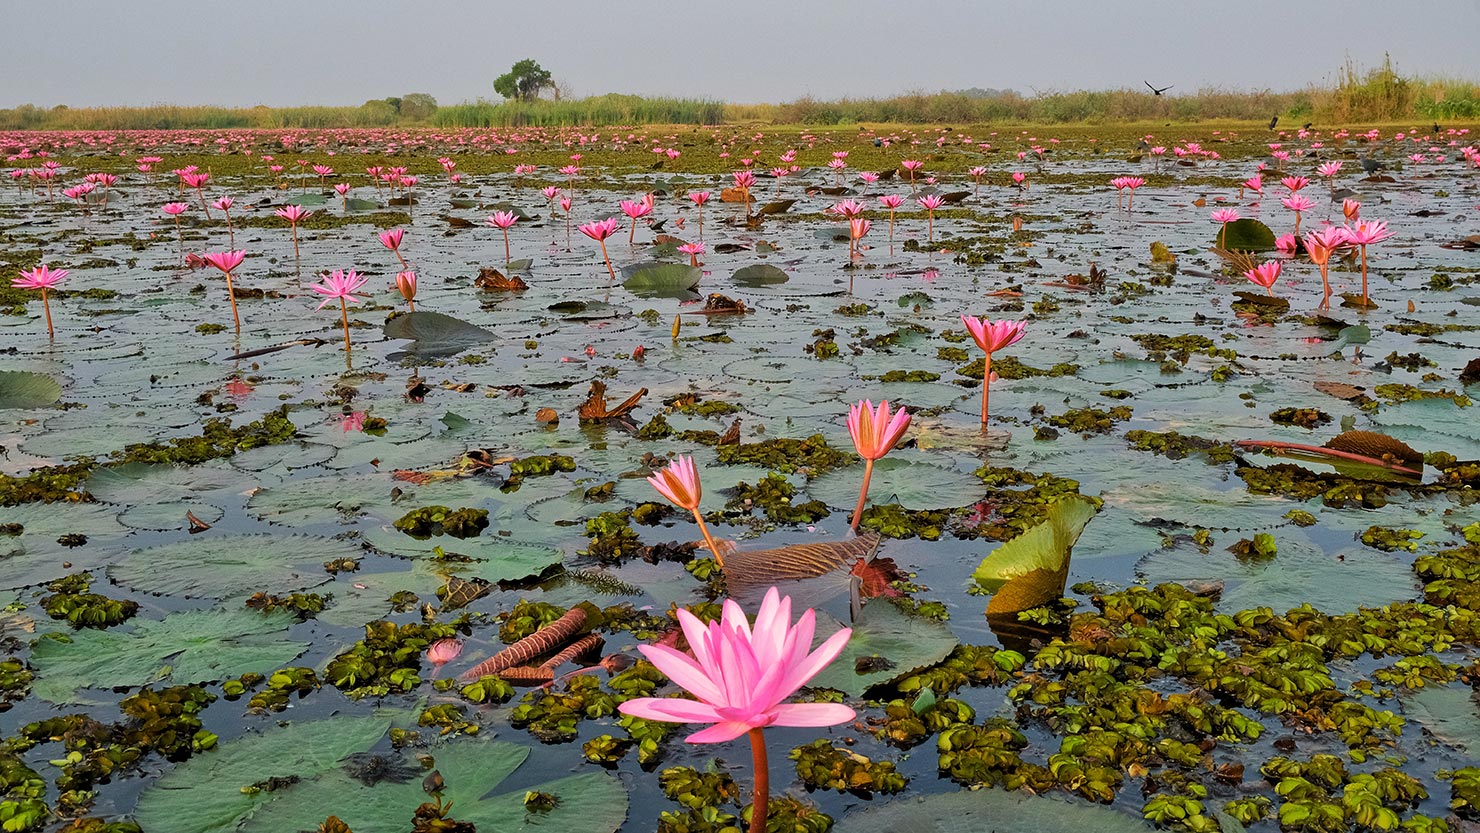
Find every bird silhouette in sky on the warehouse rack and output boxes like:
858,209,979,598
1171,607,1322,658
1144,81,1172,96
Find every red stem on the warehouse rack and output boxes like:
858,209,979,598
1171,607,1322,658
850,457,875,534
1234,440,1423,477
980,352,993,426
748,728,769,833
41,288,54,339
339,297,351,351
691,509,724,569
224,270,241,332
599,239,616,286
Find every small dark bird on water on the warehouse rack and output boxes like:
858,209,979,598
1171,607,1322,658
1302,122,1312,130
1144,81,1173,96
1433,122,1441,133
1268,115,1279,129
1360,154,1386,174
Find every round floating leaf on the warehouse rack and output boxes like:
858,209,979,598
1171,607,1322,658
118,501,224,532
0,503,131,590
0,370,62,409
383,311,495,356
246,474,395,526
361,528,562,584
621,261,702,292
846,787,1156,833
110,534,349,599
732,264,790,286
973,495,1100,615
1217,218,1276,252
86,461,248,504
132,715,393,833
807,458,984,511
1135,535,1419,613
808,600,958,696
1403,684,1480,754
343,197,379,211
238,740,628,833
29,608,308,704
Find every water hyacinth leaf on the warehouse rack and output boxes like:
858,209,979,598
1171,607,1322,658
0,370,63,409
132,715,394,833
1216,218,1277,251
621,261,702,292
1402,684,1480,754
973,494,1100,615
732,264,791,286
227,740,627,833
808,600,958,696
29,608,308,704
383,311,496,355
845,787,1156,833
807,459,986,512
1135,536,1419,613
109,534,350,599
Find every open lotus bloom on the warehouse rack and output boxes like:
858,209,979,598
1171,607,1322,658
617,587,854,742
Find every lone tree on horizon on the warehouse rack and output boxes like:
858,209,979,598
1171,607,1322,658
494,59,555,102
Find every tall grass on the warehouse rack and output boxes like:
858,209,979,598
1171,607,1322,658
2,61,1475,131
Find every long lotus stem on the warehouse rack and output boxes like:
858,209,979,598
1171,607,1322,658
980,353,993,426
888,210,896,254
225,212,235,248
224,270,241,332
748,728,769,833
927,211,934,244
339,297,351,351
690,509,724,568
850,457,875,534
1294,214,1302,236
41,288,54,339
291,226,300,263
599,240,616,286
502,230,511,265
698,205,704,241
628,219,637,246
1218,224,1227,249
174,217,183,253
197,188,212,219
395,251,409,271
1359,245,1370,307
1318,263,1331,310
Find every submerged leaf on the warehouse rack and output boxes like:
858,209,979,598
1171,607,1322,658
0,370,62,409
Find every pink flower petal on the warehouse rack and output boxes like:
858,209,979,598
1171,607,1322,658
685,721,753,743
618,697,723,725
768,702,857,728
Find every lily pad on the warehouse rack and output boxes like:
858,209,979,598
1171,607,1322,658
109,534,349,599
807,458,985,511
732,264,791,286
845,786,1156,833
0,370,62,409
973,495,1100,615
808,600,958,696
384,311,495,356
30,608,308,703
621,261,702,292
1218,218,1277,252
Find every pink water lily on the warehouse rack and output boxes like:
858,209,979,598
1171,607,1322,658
487,211,519,263
962,315,1026,427
846,399,910,532
201,250,246,331
396,270,417,311
1343,219,1394,308
312,268,369,351
917,193,945,242
648,454,724,567
1303,227,1344,309
618,587,853,833
275,204,311,271
580,216,622,285
13,264,67,338
1244,261,1282,296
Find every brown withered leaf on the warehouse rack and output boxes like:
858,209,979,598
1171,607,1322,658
717,418,741,446
535,407,560,424
755,199,796,216
1460,357,1480,385
474,267,528,291
186,510,212,533
724,534,883,597
1210,247,1262,274
577,380,647,422
720,187,749,203
1313,381,1367,401
443,215,475,228
849,556,904,598
696,293,750,315
437,576,491,611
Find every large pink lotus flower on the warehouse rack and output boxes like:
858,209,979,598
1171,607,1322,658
201,250,245,275
378,228,405,252
14,264,68,340
580,217,622,285
962,315,1026,427
619,587,852,833
161,202,189,216
312,269,368,310
426,638,464,666
487,211,519,262
275,204,310,223
846,399,911,532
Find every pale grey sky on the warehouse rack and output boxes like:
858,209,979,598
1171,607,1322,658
4,0,1478,108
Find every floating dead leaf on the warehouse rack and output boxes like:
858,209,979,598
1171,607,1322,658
693,293,750,315
186,510,213,533
437,576,491,611
717,418,741,446
1150,241,1177,264
939,191,971,205
1339,292,1380,310
1313,381,1367,401
577,380,647,422
850,556,904,598
535,407,559,425
1192,197,1207,208
1438,235,1480,251
1236,430,1423,481
719,187,749,203
755,199,796,216
1460,358,1480,385
443,215,475,229
405,374,429,403
711,242,749,254
473,267,527,292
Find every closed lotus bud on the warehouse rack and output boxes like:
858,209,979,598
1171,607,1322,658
396,270,417,302
672,314,682,339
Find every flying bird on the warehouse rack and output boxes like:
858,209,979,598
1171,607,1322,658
1144,81,1173,96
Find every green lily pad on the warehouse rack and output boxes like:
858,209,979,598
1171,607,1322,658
361,527,563,584
283,193,328,206
808,600,958,696
732,264,791,286
0,370,62,409
132,715,393,833
109,534,349,599
344,197,379,211
1402,684,1480,754
973,494,1100,615
845,786,1156,833
30,608,308,704
621,261,702,292
384,311,495,356
807,458,985,511
1135,535,1420,613
86,461,248,504
1218,218,1276,252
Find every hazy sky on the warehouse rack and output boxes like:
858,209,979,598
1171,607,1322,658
4,0,1478,108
